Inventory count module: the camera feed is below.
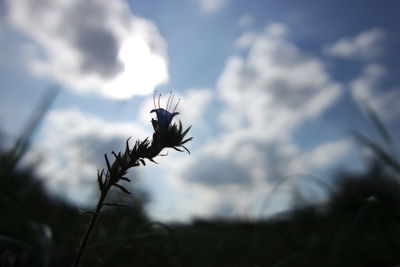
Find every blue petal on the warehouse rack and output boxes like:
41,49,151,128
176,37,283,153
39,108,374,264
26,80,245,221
151,108,179,130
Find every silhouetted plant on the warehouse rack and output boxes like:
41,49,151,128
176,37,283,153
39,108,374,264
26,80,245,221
72,92,192,267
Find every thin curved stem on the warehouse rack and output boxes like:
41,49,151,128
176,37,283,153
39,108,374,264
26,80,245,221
72,189,108,267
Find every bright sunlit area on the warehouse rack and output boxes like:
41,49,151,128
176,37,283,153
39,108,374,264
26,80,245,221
1,0,400,266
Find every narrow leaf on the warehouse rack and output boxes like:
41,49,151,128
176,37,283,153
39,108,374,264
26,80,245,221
104,154,112,172
112,151,122,165
125,137,131,153
181,137,193,145
182,145,191,154
113,183,132,194
97,169,104,190
182,125,192,138
172,147,184,152
120,177,131,182
148,158,158,164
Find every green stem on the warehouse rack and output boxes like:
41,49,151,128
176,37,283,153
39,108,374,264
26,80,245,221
72,189,108,267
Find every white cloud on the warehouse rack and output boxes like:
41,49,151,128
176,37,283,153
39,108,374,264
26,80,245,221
24,101,353,220
324,27,387,60
5,0,169,99
220,23,341,134
23,108,150,205
301,139,353,170
150,23,347,220
194,0,229,13
161,134,354,220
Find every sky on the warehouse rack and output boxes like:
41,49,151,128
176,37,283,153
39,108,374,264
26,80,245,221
0,0,399,222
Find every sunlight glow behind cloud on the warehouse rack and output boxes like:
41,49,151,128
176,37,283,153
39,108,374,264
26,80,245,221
5,0,169,99
104,36,169,99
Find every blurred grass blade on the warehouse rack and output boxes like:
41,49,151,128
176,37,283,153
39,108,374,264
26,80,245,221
7,85,59,170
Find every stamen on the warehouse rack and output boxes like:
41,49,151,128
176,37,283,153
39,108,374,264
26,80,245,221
166,91,172,111
153,90,157,109
173,98,180,113
169,94,175,111
158,94,161,109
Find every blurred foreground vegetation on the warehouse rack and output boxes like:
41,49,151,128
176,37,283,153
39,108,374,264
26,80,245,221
1,146,400,266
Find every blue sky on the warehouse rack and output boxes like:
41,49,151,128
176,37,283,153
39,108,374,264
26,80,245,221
0,0,399,221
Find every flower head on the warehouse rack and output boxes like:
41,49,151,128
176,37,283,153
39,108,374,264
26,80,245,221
150,91,180,132
150,91,192,154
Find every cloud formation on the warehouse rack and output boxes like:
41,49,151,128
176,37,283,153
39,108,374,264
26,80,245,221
18,20,370,221
324,28,387,60
220,23,341,134
6,0,168,99
157,23,348,219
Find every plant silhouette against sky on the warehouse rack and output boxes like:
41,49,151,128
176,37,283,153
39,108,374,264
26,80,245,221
72,92,192,267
